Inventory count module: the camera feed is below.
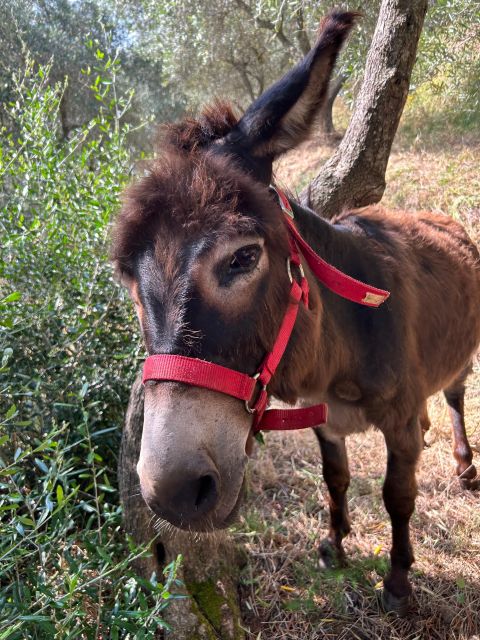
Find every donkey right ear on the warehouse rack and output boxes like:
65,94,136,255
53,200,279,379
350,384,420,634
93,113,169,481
224,12,358,164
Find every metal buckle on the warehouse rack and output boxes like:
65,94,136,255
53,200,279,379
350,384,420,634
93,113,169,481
287,257,305,284
245,373,267,414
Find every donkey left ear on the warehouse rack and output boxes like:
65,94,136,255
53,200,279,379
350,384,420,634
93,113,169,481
223,11,358,166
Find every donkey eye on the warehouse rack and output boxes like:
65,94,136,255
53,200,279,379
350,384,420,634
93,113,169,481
228,244,260,274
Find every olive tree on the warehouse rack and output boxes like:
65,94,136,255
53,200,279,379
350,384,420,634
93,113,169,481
0,0,184,143
133,0,381,139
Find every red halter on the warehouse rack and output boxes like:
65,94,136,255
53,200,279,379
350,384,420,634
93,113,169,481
143,187,390,433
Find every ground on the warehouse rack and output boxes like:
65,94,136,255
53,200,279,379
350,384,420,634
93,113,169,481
230,117,480,639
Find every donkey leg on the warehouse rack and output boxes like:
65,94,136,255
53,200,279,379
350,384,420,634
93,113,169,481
419,402,431,448
444,364,479,490
314,431,351,568
382,417,422,616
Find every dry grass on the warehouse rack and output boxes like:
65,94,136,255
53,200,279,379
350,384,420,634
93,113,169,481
233,125,480,639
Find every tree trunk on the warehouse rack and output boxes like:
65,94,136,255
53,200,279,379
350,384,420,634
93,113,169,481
317,74,346,143
119,374,245,640
59,90,70,140
294,7,311,56
301,0,428,218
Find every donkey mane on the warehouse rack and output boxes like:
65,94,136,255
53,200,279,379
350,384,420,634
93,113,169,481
112,9,362,274
157,99,240,152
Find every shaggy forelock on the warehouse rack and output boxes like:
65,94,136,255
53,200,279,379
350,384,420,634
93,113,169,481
157,99,240,152
110,145,288,276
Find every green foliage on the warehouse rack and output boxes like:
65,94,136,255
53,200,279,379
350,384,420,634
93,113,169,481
2,1,477,141
135,0,479,131
411,0,480,130
0,53,181,638
0,0,185,147
136,0,380,109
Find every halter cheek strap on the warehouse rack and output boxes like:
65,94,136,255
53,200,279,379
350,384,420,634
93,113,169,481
142,187,389,433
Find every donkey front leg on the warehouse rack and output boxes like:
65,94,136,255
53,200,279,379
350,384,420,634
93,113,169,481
314,431,351,568
382,417,422,615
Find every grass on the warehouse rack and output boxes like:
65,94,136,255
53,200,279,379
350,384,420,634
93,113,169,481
236,405,480,638
234,105,480,639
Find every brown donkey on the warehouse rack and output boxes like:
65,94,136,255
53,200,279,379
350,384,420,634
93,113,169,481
112,12,480,614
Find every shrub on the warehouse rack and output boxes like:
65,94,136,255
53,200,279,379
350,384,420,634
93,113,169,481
0,52,181,639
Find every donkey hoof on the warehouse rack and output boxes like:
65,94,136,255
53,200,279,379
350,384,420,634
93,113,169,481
382,587,411,616
318,538,347,570
458,466,479,491
459,476,480,491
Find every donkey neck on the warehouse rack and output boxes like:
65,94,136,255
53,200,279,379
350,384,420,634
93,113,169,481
286,199,390,397
288,199,390,299
289,200,360,270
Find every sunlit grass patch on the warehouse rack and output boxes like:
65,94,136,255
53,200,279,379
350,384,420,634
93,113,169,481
384,145,480,221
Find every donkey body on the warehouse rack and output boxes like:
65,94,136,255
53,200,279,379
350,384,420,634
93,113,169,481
112,12,480,614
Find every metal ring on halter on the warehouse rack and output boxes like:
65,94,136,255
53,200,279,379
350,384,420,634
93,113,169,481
287,257,305,284
245,373,266,414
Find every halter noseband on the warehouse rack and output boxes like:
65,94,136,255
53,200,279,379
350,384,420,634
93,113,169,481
142,186,389,434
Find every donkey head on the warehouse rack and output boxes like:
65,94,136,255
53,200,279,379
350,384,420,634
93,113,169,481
112,12,356,531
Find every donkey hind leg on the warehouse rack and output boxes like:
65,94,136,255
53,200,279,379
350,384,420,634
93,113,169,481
382,416,422,616
314,431,351,569
444,363,479,490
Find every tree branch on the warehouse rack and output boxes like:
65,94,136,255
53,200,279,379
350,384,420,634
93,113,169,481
302,0,428,218
225,55,257,101
233,0,293,49
318,73,347,140
294,7,311,56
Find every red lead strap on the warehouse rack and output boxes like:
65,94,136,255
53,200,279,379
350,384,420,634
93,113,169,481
142,186,389,433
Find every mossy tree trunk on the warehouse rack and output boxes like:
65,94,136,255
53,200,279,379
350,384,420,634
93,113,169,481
118,374,245,639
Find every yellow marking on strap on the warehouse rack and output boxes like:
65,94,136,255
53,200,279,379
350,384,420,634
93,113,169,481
362,292,387,306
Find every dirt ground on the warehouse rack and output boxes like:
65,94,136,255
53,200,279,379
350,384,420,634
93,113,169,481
231,130,480,639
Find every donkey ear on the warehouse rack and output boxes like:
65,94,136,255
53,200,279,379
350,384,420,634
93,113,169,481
228,11,358,160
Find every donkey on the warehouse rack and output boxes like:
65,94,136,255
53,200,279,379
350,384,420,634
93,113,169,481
112,12,480,614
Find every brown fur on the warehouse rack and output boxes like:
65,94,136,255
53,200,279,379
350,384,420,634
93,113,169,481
157,99,240,153
112,147,322,400
325,206,480,420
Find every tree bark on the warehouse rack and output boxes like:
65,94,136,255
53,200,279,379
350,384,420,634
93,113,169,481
119,374,245,640
317,74,346,143
301,0,428,218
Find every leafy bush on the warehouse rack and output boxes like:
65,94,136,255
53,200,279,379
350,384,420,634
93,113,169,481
0,52,181,638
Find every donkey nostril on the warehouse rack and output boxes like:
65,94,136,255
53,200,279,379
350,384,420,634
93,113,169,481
194,474,218,510
140,461,220,525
